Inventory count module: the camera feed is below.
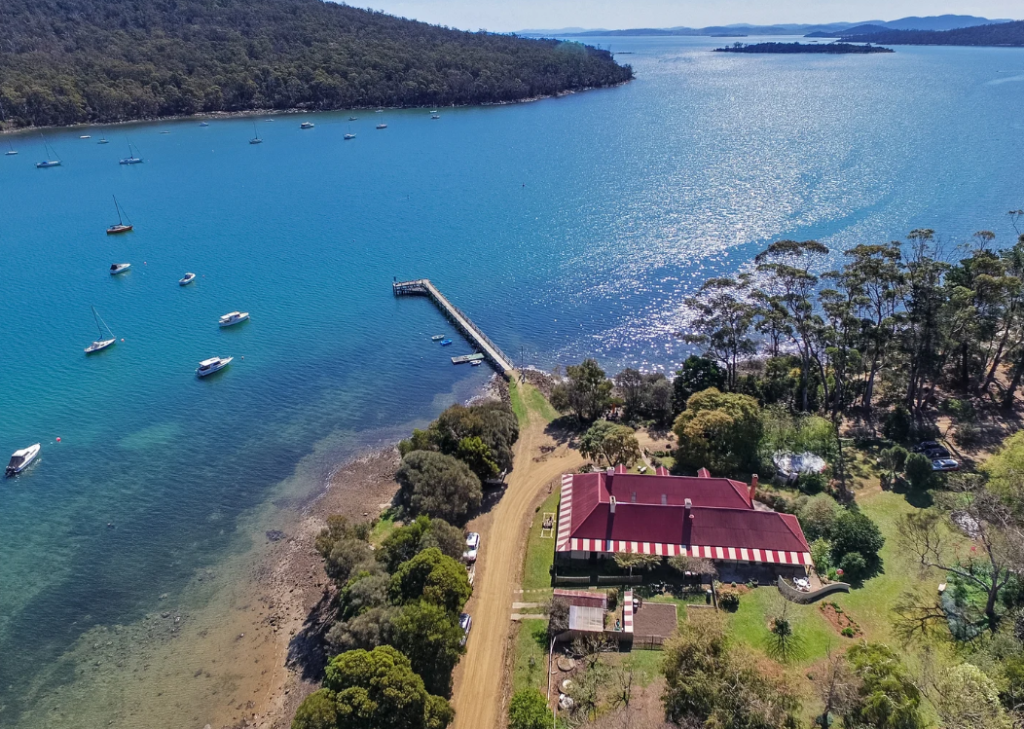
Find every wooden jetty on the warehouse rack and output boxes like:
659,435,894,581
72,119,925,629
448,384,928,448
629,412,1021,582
451,353,486,365
393,279,515,376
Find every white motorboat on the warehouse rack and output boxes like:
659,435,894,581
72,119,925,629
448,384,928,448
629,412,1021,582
179,272,196,286
109,262,131,275
431,114,440,120
344,133,356,140
376,123,387,130
300,121,314,129
84,305,117,353
80,135,91,139
97,138,109,144
218,311,249,327
196,356,233,377
6,443,40,476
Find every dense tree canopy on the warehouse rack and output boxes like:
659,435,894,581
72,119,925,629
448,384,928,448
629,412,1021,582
672,388,762,474
388,547,472,615
396,451,482,524
0,0,633,128
291,646,453,729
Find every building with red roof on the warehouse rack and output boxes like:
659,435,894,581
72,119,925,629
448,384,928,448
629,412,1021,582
556,465,813,574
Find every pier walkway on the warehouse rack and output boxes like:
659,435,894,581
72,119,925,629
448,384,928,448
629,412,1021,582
393,279,515,376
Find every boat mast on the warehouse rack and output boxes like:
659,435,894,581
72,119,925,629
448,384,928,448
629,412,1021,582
113,196,123,225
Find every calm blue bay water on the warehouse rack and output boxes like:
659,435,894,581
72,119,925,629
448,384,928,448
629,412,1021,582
1,35,1022,726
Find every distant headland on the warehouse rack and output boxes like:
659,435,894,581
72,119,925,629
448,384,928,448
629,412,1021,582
715,42,895,54
0,0,632,130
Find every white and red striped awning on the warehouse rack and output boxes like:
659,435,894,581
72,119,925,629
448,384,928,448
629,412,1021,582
559,537,812,566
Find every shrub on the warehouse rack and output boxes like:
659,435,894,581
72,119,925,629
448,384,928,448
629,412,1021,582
830,509,884,565
838,552,868,581
606,589,618,611
718,591,740,612
904,452,935,491
882,405,912,442
508,688,552,729
810,538,832,573
796,493,841,541
841,627,855,638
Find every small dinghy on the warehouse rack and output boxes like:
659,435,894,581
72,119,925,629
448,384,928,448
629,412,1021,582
471,360,483,366
348,116,358,121
431,335,445,341
199,122,210,127
109,262,131,275
85,305,117,354
219,311,249,327
440,339,453,346
179,272,196,286
6,444,40,477
196,356,233,377
300,121,314,129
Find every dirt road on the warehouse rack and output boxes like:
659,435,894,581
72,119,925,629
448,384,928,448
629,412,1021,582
450,383,583,729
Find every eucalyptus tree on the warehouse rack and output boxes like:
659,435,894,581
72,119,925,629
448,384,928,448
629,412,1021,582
839,243,904,410
681,275,757,390
900,229,950,409
753,240,830,412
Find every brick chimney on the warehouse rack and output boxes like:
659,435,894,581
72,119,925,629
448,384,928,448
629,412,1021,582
610,496,616,514
749,474,759,504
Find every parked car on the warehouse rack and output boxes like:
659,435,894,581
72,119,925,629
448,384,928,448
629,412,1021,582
459,613,472,645
464,532,480,563
932,458,960,472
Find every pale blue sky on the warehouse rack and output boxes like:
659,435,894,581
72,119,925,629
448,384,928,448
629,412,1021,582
350,0,1020,32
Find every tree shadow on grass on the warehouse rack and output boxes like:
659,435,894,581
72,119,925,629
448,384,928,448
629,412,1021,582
545,415,583,446
889,479,934,509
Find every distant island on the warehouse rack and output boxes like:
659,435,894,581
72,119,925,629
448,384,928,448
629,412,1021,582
0,0,632,129
526,15,1011,38
715,42,895,54
847,19,1024,46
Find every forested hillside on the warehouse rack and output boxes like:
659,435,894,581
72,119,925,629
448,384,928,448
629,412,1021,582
0,0,632,129
850,20,1024,46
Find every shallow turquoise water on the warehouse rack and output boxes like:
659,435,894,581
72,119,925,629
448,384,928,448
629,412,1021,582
1,35,1022,724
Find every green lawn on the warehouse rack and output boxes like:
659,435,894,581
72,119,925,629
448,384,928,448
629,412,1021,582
522,489,561,592
509,378,560,428
512,619,551,694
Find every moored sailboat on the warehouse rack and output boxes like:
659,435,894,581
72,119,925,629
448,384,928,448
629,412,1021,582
85,306,117,354
119,140,143,165
250,122,263,145
106,196,133,234
36,134,61,168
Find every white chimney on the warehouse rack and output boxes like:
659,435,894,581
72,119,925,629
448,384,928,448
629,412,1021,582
685,498,692,510
610,496,616,514
661,494,667,505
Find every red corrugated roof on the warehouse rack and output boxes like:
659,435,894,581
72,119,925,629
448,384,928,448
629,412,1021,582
564,471,810,556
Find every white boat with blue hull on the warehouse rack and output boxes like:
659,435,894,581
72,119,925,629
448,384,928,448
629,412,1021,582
179,272,196,286
6,444,40,477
